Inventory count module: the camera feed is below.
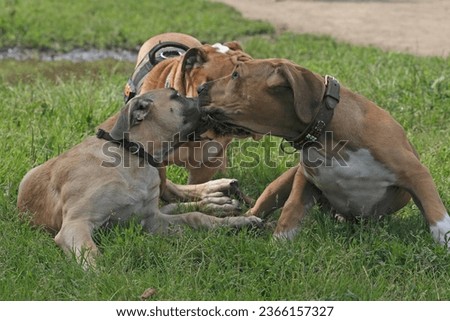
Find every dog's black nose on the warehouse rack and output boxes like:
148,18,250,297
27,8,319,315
197,83,208,95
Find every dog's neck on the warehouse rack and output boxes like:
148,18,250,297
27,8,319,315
290,75,340,148
141,59,187,95
96,127,165,168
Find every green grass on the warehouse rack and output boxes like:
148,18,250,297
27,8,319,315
0,0,273,50
1,0,450,301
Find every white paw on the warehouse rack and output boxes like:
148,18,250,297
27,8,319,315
430,213,450,249
273,228,298,241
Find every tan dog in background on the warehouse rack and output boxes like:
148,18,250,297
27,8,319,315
17,89,261,267
124,33,253,205
198,58,450,249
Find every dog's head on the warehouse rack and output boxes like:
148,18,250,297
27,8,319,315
198,58,326,140
178,41,253,97
110,88,203,162
141,42,251,94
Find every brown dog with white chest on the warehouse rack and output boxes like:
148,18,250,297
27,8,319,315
198,58,450,249
124,33,253,205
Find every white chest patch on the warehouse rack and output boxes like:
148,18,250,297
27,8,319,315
303,148,397,216
212,43,230,53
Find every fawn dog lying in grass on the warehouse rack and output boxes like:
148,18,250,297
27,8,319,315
17,89,261,267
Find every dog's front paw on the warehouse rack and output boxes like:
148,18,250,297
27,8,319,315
226,215,263,228
201,178,254,205
201,178,239,196
202,197,241,216
245,215,263,227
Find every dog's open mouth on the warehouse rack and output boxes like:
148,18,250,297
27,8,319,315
198,108,255,138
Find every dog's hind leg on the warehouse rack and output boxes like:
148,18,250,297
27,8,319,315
393,152,450,248
54,220,98,268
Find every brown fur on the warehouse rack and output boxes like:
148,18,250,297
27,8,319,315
199,58,449,247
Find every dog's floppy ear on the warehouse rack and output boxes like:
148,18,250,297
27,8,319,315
182,47,208,70
110,97,153,140
268,63,324,124
180,47,208,94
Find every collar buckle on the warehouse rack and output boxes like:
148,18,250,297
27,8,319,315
324,75,340,110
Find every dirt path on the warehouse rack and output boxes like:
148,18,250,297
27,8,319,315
214,0,450,57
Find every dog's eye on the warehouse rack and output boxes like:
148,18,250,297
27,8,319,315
231,71,239,80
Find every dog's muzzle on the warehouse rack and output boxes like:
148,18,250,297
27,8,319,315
196,81,257,139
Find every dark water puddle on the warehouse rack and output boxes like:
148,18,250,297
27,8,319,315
0,47,137,62
0,56,135,85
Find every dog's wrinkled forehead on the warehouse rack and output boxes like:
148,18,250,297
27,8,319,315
204,42,251,62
